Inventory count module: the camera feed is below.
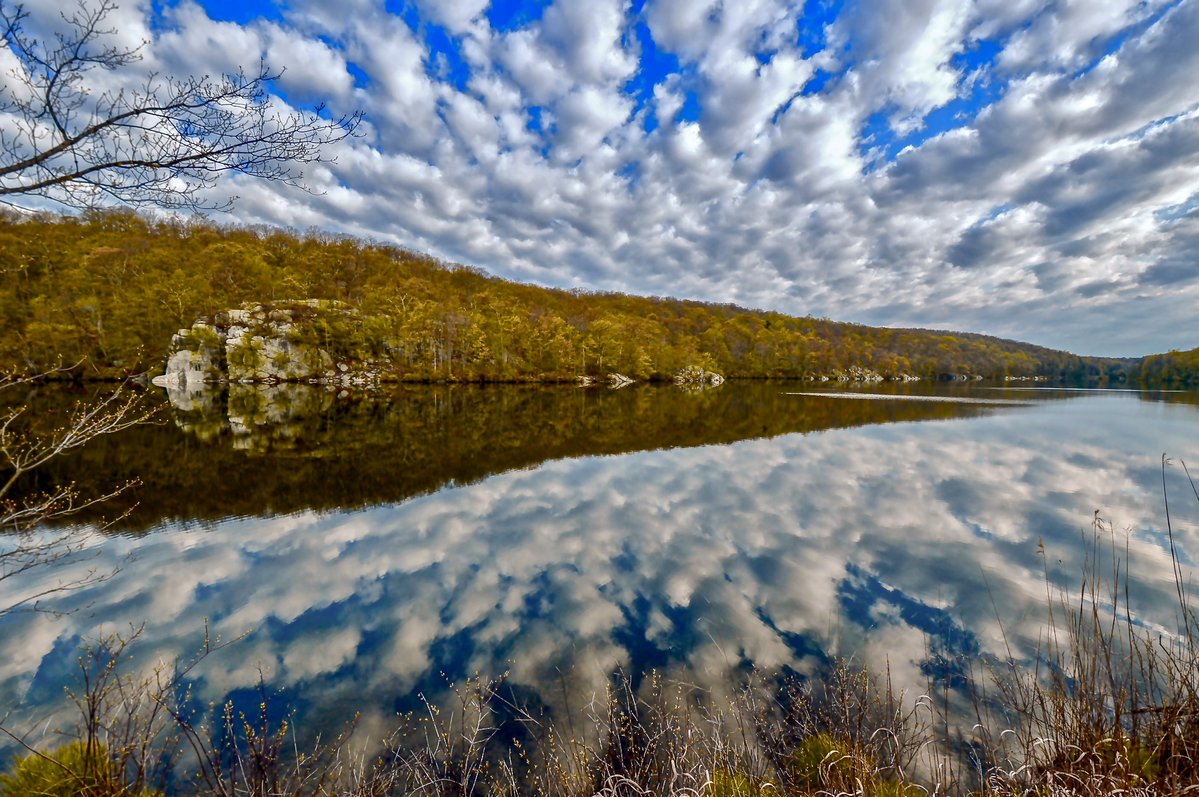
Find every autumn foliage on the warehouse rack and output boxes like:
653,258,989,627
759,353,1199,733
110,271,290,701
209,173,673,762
1,209,1115,382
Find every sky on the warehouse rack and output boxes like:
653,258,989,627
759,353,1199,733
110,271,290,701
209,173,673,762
8,0,1199,356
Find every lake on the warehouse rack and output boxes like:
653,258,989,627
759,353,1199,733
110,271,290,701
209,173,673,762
2,380,1198,761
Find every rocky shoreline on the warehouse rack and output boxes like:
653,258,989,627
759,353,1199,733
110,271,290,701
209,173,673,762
152,301,994,393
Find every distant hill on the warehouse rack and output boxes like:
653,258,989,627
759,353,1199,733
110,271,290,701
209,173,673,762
0,209,1174,384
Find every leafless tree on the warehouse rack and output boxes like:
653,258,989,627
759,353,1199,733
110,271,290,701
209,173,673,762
0,367,155,615
0,0,362,210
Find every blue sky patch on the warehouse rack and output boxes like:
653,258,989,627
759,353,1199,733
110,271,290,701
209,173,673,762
800,67,836,96
488,0,554,32
952,37,1003,73
423,23,472,91
385,1,472,91
1156,192,1199,223
677,89,703,124
618,159,642,189
526,105,546,135
174,0,283,25
795,0,845,57
625,19,685,133
857,109,894,167
345,60,371,90
526,106,553,158
986,203,1014,221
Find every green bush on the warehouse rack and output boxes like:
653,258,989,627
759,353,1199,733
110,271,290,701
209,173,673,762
0,740,165,797
789,733,854,789
708,768,769,797
0,740,113,797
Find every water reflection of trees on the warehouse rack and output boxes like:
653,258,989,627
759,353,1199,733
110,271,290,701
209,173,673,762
15,383,1009,532
2,388,1195,784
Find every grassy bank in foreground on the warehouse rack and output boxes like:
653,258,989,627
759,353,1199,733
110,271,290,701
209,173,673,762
2,504,1197,797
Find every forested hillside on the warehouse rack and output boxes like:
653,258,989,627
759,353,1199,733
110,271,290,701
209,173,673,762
1131,347,1199,386
0,209,1137,382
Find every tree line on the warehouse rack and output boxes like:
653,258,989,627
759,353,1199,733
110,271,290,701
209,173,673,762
1130,347,1199,387
0,208,1172,384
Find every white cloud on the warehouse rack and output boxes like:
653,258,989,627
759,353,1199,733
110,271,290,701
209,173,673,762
997,0,1172,73
443,92,501,161
495,30,571,104
541,0,638,85
263,25,357,107
151,2,267,78
414,0,489,34
836,0,974,132
646,0,798,65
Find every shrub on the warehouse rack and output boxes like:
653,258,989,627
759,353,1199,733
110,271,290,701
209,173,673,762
789,733,856,790
708,768,769,797
0,740,115,797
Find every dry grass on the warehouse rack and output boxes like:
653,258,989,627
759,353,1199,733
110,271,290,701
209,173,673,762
971,459,1199,796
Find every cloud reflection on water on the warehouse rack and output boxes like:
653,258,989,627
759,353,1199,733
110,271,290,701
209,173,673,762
1,392,1197,746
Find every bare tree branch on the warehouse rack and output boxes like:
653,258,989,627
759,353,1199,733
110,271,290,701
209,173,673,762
0,0,361,610
0,0,363,210
1,367,157,615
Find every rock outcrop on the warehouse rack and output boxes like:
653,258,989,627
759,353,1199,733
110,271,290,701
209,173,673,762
834,366,885,383
807,368,920,382
674,366,725,388
162,323,223,387
154,300,382,388
577,373,636,388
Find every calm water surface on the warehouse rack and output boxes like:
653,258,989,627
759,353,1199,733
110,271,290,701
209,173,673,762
1,381,1198,754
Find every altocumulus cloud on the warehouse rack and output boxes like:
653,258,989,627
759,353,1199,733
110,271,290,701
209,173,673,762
11,0,1199,355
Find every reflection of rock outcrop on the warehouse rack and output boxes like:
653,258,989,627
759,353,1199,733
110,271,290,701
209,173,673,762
161,379,226,442
165,382,341,453
161,377,221,415
226,385,336,452
153,300,383,387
